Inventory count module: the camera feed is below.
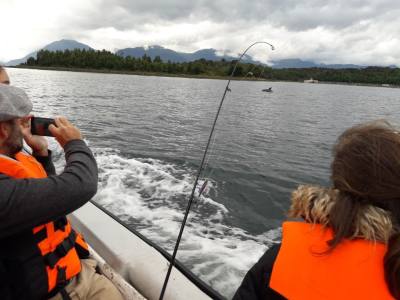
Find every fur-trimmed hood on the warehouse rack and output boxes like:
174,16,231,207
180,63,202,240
288,185,393,243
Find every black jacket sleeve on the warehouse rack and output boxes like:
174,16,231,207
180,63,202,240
0,139,98,239
34,150,56,175
233,243,286,300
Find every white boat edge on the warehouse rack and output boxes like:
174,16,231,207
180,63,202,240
69,201,223,300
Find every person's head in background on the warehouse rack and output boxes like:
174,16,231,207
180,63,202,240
327,120,400,298
0,66,10,85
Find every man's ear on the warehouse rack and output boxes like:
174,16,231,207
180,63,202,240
0,122,10,140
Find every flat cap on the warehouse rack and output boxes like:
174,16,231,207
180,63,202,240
0,84,32,121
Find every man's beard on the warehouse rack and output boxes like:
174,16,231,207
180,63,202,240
5,122,23,157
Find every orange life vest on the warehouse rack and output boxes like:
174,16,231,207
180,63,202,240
0,151,89,299
270,221,393,300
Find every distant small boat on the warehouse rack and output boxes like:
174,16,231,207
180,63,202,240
304,78,319,83
262,87,273,92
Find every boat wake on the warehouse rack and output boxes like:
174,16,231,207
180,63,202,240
52,143,281,298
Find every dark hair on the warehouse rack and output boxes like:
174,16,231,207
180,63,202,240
329,120,400,298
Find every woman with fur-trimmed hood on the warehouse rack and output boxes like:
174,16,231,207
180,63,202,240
233,121,400,300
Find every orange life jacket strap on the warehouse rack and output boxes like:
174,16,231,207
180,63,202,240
33,226,48,242
44,230,77,269
74,233,90,259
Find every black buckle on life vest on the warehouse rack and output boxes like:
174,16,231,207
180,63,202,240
56,266,67,285
44,231,77,269
54,217,68,231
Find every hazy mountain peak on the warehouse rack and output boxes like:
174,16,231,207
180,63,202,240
44,39,92,51
5,39,93,66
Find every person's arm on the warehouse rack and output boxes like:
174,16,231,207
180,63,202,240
0,117,98,239
0,139,97,238
34,150,56,175
233,243,285,300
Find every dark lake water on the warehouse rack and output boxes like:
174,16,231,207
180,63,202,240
8,68,400,298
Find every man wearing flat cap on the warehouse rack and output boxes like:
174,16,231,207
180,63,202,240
0,85,123,300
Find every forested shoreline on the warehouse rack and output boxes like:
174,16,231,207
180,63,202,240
22,49,400,85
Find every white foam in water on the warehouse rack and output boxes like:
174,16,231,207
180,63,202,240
92,148,281,298
52,144,281,298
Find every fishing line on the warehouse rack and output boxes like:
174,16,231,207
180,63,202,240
258,66,266,80
200,60,270,194
159,41,275,300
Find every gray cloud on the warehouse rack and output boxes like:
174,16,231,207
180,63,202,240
2,0,400,65
72,0,400,31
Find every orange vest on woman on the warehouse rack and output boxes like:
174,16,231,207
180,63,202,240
0,152,89,298
270,221,393,299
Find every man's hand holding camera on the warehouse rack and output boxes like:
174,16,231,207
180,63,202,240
20,115,83,156
49,117,82,147
20,115,48,156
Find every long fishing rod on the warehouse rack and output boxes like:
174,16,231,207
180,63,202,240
159,41,275,300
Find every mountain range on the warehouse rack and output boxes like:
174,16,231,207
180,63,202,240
115,46,256,64
4,39,393,69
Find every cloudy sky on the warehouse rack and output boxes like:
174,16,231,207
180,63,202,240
1,0,400,65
